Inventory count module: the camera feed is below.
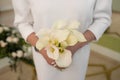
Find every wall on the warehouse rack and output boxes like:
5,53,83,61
112,0,120,12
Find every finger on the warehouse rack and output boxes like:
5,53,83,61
54,65,66,70
50,61,66,70
50,61,58,67
57,66,66,69
51,61,56,65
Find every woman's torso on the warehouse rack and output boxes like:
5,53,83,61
28,0,96,32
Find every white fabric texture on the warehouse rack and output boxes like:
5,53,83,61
12,0,112,80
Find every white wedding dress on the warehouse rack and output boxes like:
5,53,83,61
12,0,112,80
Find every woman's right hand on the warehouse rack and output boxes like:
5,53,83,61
39,48,55,66
39,48,66,70
27,32,66,70
27,32,54,65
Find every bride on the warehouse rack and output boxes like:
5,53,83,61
12,0,112,80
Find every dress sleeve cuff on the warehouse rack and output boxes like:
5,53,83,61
88,22,110,41
17,23,34,42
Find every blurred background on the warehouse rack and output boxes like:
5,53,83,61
0,0,120,80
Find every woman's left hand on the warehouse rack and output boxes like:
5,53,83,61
66,30,96,56
66,42,88,56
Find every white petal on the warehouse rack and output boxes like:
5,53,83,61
36,28,51,38
66,33,78,46
36,37,49,51
51,29,70,42
46,45,59,60
52,20,67,29
67,20,80,29
60,41,68,48
55,49,72,67
72,30,87,42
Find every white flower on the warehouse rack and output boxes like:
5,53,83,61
12,37,19,43
59,41,68,48
12,30,17,34
17,50,23,58
27,47,32,54
72,30,87,42
3,26,10,31
55,49,72,67
23,53,28,57
12,52,17,58
51,29,70,42
0,27,4,33
36,28,51,51
46,45,59,60
6,36,13,42
36,20,87,68
67,20,80,29
66,33,78,46
36,28,51,38
52,20,67,29
0,41,7,48
6,36,19,43
36,37,49,51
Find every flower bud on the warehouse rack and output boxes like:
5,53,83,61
12,37,19,43
0,27,4,33
12,52,17,58
3,26,10,31
17,50,23,58
0,41,7,48
6,37,13,43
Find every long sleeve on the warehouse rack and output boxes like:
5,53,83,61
88,0,112,40
12,0,34,41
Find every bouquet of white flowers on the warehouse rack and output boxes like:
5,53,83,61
36,20,87,68
0,24,27,58
0,24,31,69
